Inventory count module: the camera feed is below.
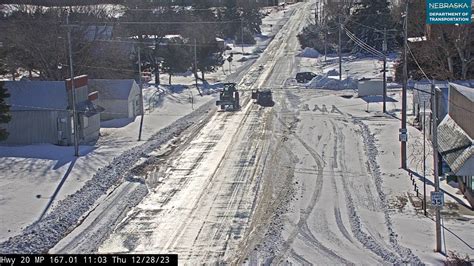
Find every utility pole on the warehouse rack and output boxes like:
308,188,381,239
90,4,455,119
423,100,427,216
241,18,244,54
401,0,408,169
324,27,327,62
138,46,145,141
194,38,198,89
66,10,79,157
382,27,387,113
338,15,342,81
315,1,318,24
431,82,442,252
194,39,202,97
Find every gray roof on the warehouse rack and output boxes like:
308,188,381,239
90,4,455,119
438,114,474,175
88,79,137,100
450,83,474,102
3,81,68,111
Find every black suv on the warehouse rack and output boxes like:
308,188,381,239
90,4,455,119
296,72,317,83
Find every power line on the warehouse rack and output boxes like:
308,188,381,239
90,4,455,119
343,26,384,56
406,43,431,82
71,19,243,25
119,7,242,12
407,47,474,115
91,38,222,47
343,26,384,58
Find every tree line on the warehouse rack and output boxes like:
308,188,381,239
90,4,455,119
0,0,265,140
297,0,473,80
0,0,264,83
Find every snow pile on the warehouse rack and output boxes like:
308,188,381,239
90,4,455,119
0,100,216,254
200,82,224,95
297,47,321,58
307,75,358,90
352,119,423,264
143,85,166,110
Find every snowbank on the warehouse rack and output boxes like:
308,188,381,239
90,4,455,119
0,100,216,253
307,74,358,90
297,47,321,58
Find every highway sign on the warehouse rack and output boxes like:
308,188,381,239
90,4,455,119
431,191,444,208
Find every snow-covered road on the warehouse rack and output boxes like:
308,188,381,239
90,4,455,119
53,2,312,263
97,3,311,263
48,0,461,263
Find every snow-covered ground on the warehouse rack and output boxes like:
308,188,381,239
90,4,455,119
1,1,472,263
247,43,473,263
0,4,294,252
0,90,215,242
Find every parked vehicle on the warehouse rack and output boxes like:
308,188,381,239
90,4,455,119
296,72,317,83
216,83,240,111
251,89,274,107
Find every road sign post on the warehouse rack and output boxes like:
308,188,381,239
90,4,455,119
399,128,408,142
431,191,445,208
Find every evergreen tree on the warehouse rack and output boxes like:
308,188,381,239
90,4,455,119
346,0,397,52
0,45,11,140
297,1,352,54
0,81,11,141
160,39,193,85
181,6,224,82
240,3,262,35
220,0,240,39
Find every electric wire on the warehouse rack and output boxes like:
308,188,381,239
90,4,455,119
343,26,384,57
343,26,384,59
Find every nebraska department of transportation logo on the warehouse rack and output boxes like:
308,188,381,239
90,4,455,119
426,0,472,24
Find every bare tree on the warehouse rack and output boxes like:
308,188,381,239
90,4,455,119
1,5,127,80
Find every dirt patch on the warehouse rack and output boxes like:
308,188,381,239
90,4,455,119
389,195,409,212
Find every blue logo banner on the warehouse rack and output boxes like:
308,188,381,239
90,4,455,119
426,0,472,24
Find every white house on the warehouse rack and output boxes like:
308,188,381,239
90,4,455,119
88,79,142,121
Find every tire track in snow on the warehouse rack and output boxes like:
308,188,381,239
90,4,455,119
332,116,403,263
272,112,351,264
160,102,256,254
352,118,422,264
195,109,267,262
298,221,354,265
329,120,355,245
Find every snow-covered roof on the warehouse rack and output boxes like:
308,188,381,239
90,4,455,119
438,114,474,175
407,36,427,42
450,83,474,102
4,81,68,111
88,79,137,100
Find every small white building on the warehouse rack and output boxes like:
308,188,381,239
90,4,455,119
357,79,383,97
88,79,142,121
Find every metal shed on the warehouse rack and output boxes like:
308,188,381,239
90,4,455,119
2,77,102,146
